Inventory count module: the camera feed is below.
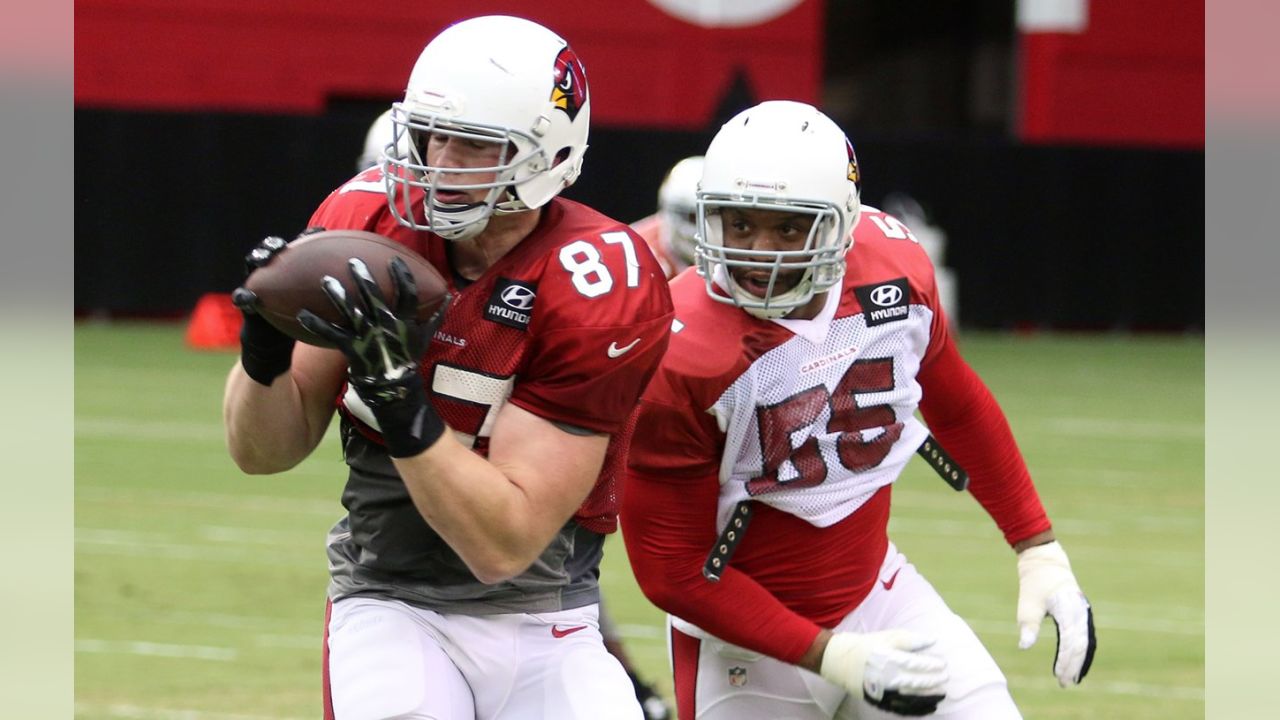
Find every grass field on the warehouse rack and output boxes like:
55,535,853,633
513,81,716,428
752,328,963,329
74,322,1203,719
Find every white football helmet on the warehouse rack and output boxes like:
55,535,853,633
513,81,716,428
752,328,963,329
657,156,704,270
385,15,591,240
696,100,861,319
356,109,410,172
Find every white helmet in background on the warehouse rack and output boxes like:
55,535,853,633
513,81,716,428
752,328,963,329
356,109,410,172
657,155,704,270
384,15,591,241
696,100,861,319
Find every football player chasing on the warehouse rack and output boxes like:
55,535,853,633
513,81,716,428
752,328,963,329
621,101,1096,719
223,15,672,720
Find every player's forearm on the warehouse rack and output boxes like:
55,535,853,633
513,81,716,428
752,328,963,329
223,363,325,473
390,437,567,584
635,559,824,665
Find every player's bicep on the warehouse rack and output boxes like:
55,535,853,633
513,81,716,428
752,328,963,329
487,402,610,530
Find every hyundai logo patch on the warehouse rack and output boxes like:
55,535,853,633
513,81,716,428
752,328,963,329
854,278,909,326
485,278,537,330
500,284,536,310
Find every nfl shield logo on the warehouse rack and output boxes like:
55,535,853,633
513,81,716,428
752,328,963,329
728,666,747,687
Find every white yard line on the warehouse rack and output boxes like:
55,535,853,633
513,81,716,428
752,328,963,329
888,516,1204,552
75,529,312,566
76,417,225,442
75,639,237,662
1006,674,1204,701
1039,416,1204,441
963,614,1203,637
77,487,340,517
151,610,316,632
198,525,323,546
76,414,341,446
945,592,1203,621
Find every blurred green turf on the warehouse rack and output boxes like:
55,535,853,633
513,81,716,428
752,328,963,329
75,322,1203,719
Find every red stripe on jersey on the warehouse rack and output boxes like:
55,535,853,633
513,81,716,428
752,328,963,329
671,624,701,720
322,598,334,720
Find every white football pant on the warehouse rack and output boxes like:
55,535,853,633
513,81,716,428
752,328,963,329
669,543,1022,719
326,596,642,720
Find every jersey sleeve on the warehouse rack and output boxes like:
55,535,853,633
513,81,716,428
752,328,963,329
626,382,721,479
307,169,390,231
512,313,672,433
917,336,1051,546
509,228,675,434
622,396,823,665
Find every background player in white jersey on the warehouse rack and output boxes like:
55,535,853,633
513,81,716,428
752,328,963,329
621,101,1096,719
224,15,673,720
356,104,674,720
632,155,703,279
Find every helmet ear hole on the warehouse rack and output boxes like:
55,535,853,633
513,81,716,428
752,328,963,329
553,147,571,168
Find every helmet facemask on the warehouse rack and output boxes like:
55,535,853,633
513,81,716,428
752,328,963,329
693,100,861,320
385,105,549,241
696,195,849,319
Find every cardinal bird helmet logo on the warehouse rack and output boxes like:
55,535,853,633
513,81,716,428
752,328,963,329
550,46,589,121
845,137,861,191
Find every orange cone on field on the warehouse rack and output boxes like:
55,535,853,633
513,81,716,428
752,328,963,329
186,292,242,350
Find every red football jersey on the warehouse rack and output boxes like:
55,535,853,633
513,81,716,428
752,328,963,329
622,207,1049,663
311,170,674,532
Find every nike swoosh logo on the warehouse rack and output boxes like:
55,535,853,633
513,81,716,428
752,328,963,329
607,338,642,358
551,624,588,638
881,568,902,591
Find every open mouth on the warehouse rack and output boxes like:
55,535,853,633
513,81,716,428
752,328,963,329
432,189,473,205
734,270,799,298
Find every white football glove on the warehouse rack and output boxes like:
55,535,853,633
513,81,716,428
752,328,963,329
1016,540,1097,686
820,630,949,716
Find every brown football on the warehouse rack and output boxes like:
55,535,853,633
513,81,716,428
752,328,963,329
244,230,449,348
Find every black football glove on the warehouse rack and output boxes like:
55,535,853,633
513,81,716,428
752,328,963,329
232,227,328,386
233,235,293,386
298,255,451,457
